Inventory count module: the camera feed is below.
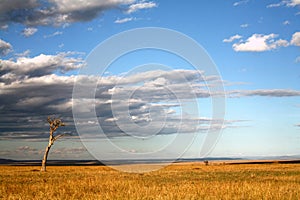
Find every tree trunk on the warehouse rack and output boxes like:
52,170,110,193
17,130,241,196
41,117,65,172
41,140,53,172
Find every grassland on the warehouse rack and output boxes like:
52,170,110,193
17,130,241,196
1,163,300,200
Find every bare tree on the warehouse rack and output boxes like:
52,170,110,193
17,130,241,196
204,160,209,166
41,116,65,172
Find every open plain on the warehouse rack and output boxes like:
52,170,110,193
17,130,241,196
1,162,300,199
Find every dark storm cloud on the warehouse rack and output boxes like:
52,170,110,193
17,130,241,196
0,51,225,139
0,0,158,27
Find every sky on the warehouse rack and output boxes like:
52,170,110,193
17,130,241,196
0,0,300,161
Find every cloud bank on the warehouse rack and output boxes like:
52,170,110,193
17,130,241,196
1,47,300,139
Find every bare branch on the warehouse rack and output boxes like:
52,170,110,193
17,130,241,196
47,116,52,124
53,133,67,141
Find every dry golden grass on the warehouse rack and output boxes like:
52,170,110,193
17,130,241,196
1,163,300,199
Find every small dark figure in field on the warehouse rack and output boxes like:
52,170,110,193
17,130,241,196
204,160,209,166
41,116,66,172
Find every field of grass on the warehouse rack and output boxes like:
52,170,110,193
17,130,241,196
1,163,300,199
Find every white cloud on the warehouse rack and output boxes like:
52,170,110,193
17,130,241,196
0,39,12,55
296,56,300,63
232,34,289,52
22,27,38,37
267,0,300,8
283,20,290,25
44,31,63,38
1,52,84,77
223,34,242,43
15,49,31,57
233,0,249,6
126,2,157,14
267,2,284,8
287,0,300,6
240,24,249,28
226,31,300,52
273,39,289,47
291,32,300,46
114,17,134,24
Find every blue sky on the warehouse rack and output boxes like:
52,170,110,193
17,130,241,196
0,0,300,161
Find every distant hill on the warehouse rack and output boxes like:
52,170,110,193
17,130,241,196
0,157,240,166
1,156,300,166
0,158,18,164
0,158,103,166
